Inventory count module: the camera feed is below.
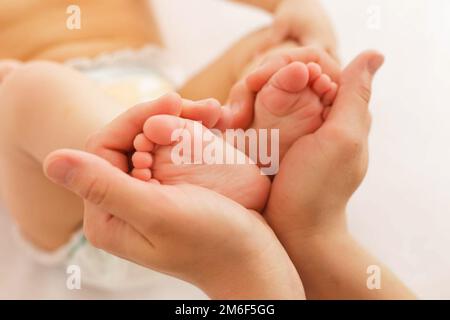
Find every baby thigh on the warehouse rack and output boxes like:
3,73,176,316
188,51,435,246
0,61,126,251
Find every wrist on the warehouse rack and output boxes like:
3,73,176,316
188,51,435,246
289,220,351,249
265,199,349,241
273,219,354,273
194,239,305,299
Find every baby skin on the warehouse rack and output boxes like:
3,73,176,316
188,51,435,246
247,60,338,160
129,56,338,211
131,111,270,211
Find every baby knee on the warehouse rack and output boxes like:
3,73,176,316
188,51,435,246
2,61,62,98
0,62,64,137
0,61,74,122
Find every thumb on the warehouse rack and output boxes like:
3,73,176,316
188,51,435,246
226,79,255,130
43,149,162,225
327,50,384,126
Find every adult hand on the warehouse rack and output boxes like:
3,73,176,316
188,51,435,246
260,53,417,300
264,50,384,236
43,94,304,299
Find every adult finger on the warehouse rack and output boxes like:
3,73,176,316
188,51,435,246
247,46,341,92
224,79,255,130
87,93,182,155
181,98,222,128
87,94,222,170
326,50,384,134
43,149,170,230
82,202,158,266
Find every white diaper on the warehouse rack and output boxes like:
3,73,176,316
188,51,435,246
13,227,172,290
14,46,188,291
65,45,185,105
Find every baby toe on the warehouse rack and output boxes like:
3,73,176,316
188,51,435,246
143,115,187,146
270,62,309,93
132,152,153,169
134,133,154,152
307,62,322,83
131,168,152,181
246,56,289,92
312,74,333,97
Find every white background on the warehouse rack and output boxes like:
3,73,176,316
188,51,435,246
1,0,449,299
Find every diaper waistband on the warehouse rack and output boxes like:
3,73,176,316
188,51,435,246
64,45,185,88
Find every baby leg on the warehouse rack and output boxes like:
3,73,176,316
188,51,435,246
0,61,127,251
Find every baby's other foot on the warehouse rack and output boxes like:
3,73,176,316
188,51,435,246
248,61,338,160
131,115,270,211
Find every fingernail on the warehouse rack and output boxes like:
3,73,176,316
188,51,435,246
368,54,385,75
45,157,75,185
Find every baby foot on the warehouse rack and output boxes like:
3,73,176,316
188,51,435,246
247,61,338,160
131,115,270,211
